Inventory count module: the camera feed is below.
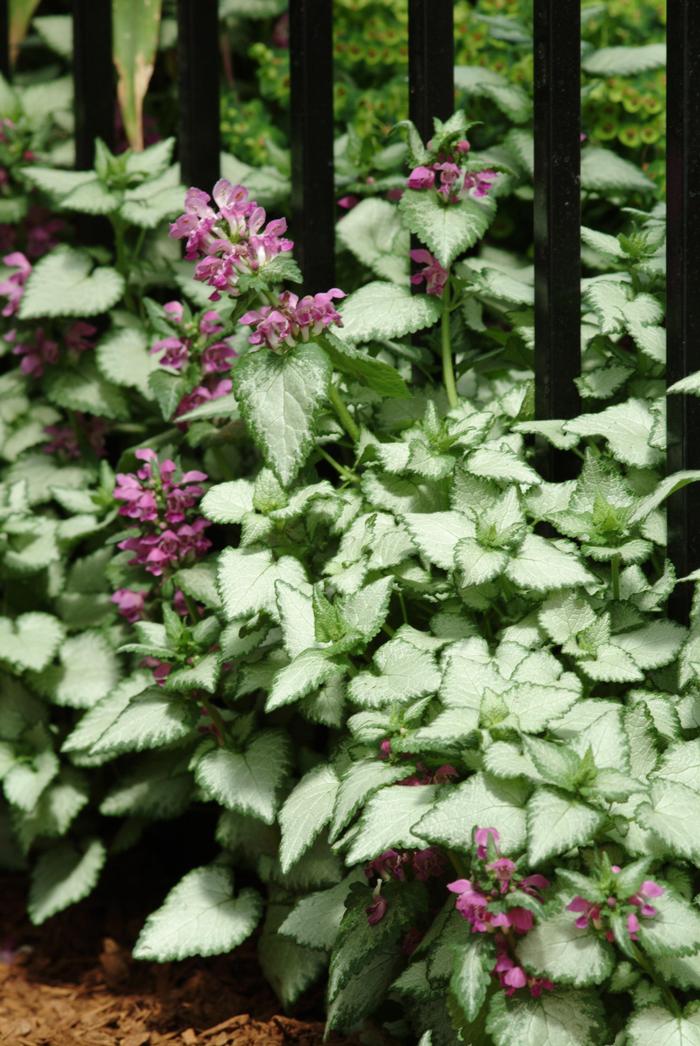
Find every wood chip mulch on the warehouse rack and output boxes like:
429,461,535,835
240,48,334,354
0,836,357,1046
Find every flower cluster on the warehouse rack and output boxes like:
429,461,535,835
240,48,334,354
43,414,107,459
169,180,293,299
0,251,31,316
406,138,497,204
175,377,233,423
150,301,236,375
364,846,447,925
448,828,553,998
567,868,664,943
410,249,449,297
113,449,211,577
240,288,346,353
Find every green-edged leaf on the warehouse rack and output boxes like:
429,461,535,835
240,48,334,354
321,334,410,399
639,780,700,862
450,936,493,1023
506,535,594,591
267,648,342,712
217,548,305,620
28,839,106,925
415,773,527,854
113,0,162,151
19,247,124,319
565,399,662,468
44,361,128,419
201,479,254,524
336,197,409,283
626,1006,700,1046
347,637,440,708
487,989,606,1046
96,326,158,394
582,43,666,77
194,732,289,824
279,872,363,952
527,788,603,865
258,902,325,1008
279,765,339,873
0,613,64,672
638,892,700,959
516,909,614,986
36,631,119,709
62,672,151,754
132,865,262,961
345,784,437,864
234,342,331,486
330,759,412,842
336,281,441,344
399,190,496,268
581,147,655,195
88,690,198,756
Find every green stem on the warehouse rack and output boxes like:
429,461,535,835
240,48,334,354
441,288,459,410
329,383,361,443
632,946,681,1017
610,553,621,601
200,697,226,747
317,445,359,484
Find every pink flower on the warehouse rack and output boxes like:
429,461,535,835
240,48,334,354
240,288,345,352
407,165,436,190
433,764,459,783
65,321,97,353
504,907,534,934
199,309,224,336
629,880,664,919
201,340,236,373
164,300,184,323
111,588,146,623
365,849,407,882
151,334,189,370
434,161,462,200
627,912,641,940
175,378,232,422
366,895,388,926
410,248,449,296
519,874,550,895
455,139,471,154
412,847,445,882
337,195,359,210
567,896,602,930
43,415,107,459
448,879,492,932
463,169,498,199
378,739,392,759
0,252,31,315
12,327,59,376
487,858,517,893
474,827,500,860
494,948,554,998
141,656,172,685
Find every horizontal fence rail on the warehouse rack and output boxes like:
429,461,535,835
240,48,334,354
2,0,698,600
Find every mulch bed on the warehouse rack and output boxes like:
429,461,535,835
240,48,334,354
0,823,356,1046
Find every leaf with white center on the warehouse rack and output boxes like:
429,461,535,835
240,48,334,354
539,592,596,645
45,361,128,419
578,641,643,683
637,892,700,959
96,326,158,395
455,65,532,123
37,631,119,709
614,621,686,671
194,732,290,824
639,780,700,863
627,1006,700,1046
279,872,363,951
133,865,262,961
88,690,198,756
657,740,700,793
266,648,342,712
164,652,220,695
330,759,413,842
217,548,306,620
275,581,315,658
399,189,496,268
99,752,192,820
4,744,59,812
28,839,105,925
581,147,655,195
502,683,579,735
201,479,254,524
15,768,89,851
258,903,326,1008
523,737,580,788
415,773,527,854
656,953,700,991
487,989,606,1046
348,637,440,709
450,936,494,1024
629,470,700,527
506,534,594,591
339,576,394,642
19,246,124,319
62,672,151,753
565,399,662,468
279,765,339,873
234,342,331,486
455,537,507,586
527,788,603,865
346,784,437,864
336,198,409,284
403,511,474,570
0,613,64,672
336,281,441,344
582,43,666,77
517,909,614,986
466,445,540,486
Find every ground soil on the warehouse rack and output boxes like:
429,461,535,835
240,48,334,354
0,823,356,1046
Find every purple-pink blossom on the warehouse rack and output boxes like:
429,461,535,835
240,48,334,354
410,249,448,297
0,252,31,316
111,588,146,623
43,415,107,459
10,326,58,377
405,147,498,205
474,827,500,860
240,288,345,352
150,302,236,376
175,378,232,422
567,876,663,943
366,895,388,926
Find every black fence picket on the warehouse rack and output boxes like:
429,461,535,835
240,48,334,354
666,0,700,613
73,0,115,169
289,0,335,292
0,0,9,80
408,0,455,141
177,0,220,191
533,0,581,481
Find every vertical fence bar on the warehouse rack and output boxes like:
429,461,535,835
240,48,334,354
177,0,220,190
73,0,115,169
0,0,9,80
289,0,335,291
408,0,454,142
533,0,581,479
666,0,700,614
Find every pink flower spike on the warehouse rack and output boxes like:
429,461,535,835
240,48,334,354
366,896,388,926
474,827,500,860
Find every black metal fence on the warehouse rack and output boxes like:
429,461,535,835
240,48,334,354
1,1,698,598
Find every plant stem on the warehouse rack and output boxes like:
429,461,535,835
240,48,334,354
632,946,681,1017
317,445,359,484
610,553,621,601
441,288,459,410
200,697,226,747
329,383,361,443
